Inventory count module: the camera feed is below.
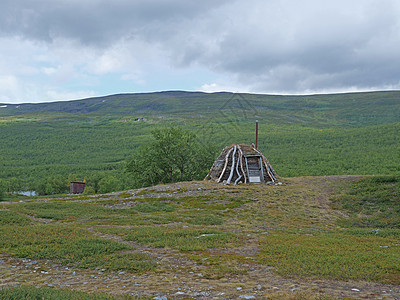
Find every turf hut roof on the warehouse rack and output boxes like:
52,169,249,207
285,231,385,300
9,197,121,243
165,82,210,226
205,144,278,184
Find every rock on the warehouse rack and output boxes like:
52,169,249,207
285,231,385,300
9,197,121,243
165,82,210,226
239,296,255,299
174,291,185,295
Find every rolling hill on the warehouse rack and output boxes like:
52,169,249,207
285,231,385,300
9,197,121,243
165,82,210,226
0,90,399,194
1,90,400,126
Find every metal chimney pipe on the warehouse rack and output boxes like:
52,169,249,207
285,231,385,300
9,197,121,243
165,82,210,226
255,120,259,149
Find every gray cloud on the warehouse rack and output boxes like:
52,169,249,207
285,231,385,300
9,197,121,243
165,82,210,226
200,0,400,92
0,0,227,45
1,0,400,100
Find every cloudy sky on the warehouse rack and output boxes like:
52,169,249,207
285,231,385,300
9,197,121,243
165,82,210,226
1,0,400,103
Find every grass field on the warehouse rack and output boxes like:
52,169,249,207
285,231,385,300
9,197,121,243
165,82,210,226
1,175,399,298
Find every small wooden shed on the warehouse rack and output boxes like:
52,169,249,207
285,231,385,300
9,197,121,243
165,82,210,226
70,181,86,194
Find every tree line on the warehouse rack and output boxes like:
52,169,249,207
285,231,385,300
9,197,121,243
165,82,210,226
0,127,217,199
1,121,399,199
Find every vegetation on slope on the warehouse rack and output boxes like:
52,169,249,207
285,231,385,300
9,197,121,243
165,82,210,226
0,90,399,298
2,90,400,127
126,127,216,187
333,175,400,228
0,176,399,299
0,286,124,300
0,90,399,196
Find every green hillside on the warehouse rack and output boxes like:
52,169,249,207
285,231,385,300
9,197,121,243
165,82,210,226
0,90,399,195
1,90,400,126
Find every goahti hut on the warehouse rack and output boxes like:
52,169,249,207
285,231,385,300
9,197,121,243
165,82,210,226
205,144,278,184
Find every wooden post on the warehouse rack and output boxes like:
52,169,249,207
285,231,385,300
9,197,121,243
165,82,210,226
255,120,259,149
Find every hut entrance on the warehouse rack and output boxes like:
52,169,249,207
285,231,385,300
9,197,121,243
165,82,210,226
245,155,264,183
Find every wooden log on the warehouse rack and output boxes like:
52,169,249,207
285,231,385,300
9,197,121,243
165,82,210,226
264,159,277,182
236,145,246,184
238,145,247,183
253,148,277,182
260,152,278,180
204,166,212,180
204,160,216,180
217,147,233,183
269,164,278,179
226,145,237,185
234,157,242,185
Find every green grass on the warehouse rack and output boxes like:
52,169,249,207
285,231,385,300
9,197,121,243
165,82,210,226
333,175,400,228
96,226,239,252
8,202,115,222
187,251,250,279
257,230,400,284
6,201,177,226
1,175,400,295
176,195,246,210
251,177,400,284
0,286,133,300
0,224,155,273
186,212,224,225
5,196,235,228
131,201,175,213
95,252,157,273
0,210,32,225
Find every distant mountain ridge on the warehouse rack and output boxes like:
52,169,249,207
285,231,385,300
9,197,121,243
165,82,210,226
1,90,400,127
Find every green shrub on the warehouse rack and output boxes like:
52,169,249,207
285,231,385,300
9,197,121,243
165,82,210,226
258,231,400,284
334,175,400,228
132,201,175,213
83,185,96,195
0,210,31,225
0,223,156,273
0,180,5,201
97,226,238,252
9,202,114,222
0,286,122,299
188,213,224,225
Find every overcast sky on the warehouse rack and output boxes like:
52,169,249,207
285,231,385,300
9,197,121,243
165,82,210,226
1,0,400,103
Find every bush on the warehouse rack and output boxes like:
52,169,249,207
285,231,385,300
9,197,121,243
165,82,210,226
0,286,120,299
126,127,216,187
35,175,68,195
335,175,400,228
98,175,119,194
0,179,5,201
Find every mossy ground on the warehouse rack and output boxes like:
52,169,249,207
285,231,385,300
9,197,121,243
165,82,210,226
1,176,399,299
